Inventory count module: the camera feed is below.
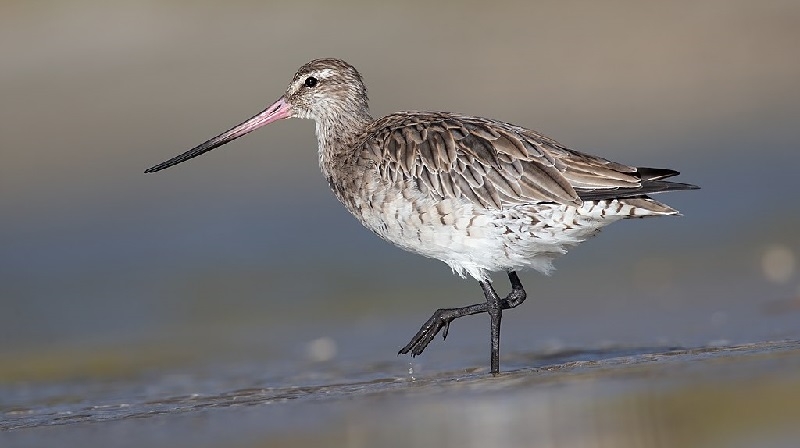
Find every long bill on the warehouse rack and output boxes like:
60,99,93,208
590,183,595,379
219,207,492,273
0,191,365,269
144,96,293,173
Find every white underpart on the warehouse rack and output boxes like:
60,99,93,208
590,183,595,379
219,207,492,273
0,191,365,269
349,175,675,281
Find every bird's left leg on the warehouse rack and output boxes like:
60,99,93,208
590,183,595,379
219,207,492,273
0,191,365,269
482,279,502,374
483,271,527,374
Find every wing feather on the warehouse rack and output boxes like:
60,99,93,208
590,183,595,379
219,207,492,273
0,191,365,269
360,112,696,209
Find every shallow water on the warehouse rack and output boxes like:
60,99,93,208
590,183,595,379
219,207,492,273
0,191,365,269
2,1,800,446
3,341,800,447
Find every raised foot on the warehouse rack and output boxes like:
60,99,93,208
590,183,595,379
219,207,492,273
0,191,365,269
398,304,485,357
398,271,528,374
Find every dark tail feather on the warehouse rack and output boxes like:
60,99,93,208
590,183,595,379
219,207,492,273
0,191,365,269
578,167,699,201
636,167,680,181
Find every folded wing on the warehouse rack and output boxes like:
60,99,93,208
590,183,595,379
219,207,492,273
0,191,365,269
362,112,698,209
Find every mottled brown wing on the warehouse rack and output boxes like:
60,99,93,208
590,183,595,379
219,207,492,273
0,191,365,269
360,112,646,209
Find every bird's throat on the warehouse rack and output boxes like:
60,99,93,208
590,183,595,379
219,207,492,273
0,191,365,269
315,111,372,178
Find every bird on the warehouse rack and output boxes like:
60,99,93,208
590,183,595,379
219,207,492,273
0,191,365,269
145,58,698,375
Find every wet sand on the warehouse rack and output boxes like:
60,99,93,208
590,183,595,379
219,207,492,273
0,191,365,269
3,340,800,447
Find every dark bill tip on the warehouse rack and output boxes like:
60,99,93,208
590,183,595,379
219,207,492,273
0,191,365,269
144,96,292,173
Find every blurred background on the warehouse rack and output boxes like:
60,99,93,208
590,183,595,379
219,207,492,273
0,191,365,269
1,0,799,446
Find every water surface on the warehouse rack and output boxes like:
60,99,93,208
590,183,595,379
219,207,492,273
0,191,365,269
2,1,799,446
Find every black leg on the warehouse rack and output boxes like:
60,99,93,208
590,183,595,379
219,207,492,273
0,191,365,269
482,280,502,374
398,271,528,374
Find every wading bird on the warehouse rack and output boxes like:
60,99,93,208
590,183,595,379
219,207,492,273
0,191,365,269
146,58,698,374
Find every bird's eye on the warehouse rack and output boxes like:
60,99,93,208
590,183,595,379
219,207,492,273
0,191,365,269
304,76,318,88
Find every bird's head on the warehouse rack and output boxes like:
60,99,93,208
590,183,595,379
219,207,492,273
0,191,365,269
144,58,369,173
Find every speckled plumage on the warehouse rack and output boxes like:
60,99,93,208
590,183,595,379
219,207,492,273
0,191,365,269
286,59,696,280
146,58,698,374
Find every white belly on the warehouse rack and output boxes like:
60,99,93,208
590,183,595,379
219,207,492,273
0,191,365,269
342,176,664,281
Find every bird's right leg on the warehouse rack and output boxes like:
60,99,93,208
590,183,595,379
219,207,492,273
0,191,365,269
398,271,528,366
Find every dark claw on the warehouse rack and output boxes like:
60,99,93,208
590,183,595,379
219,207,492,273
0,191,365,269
399,308,454,357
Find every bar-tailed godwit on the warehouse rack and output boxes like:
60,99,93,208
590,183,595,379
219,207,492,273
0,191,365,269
146,58,698,374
